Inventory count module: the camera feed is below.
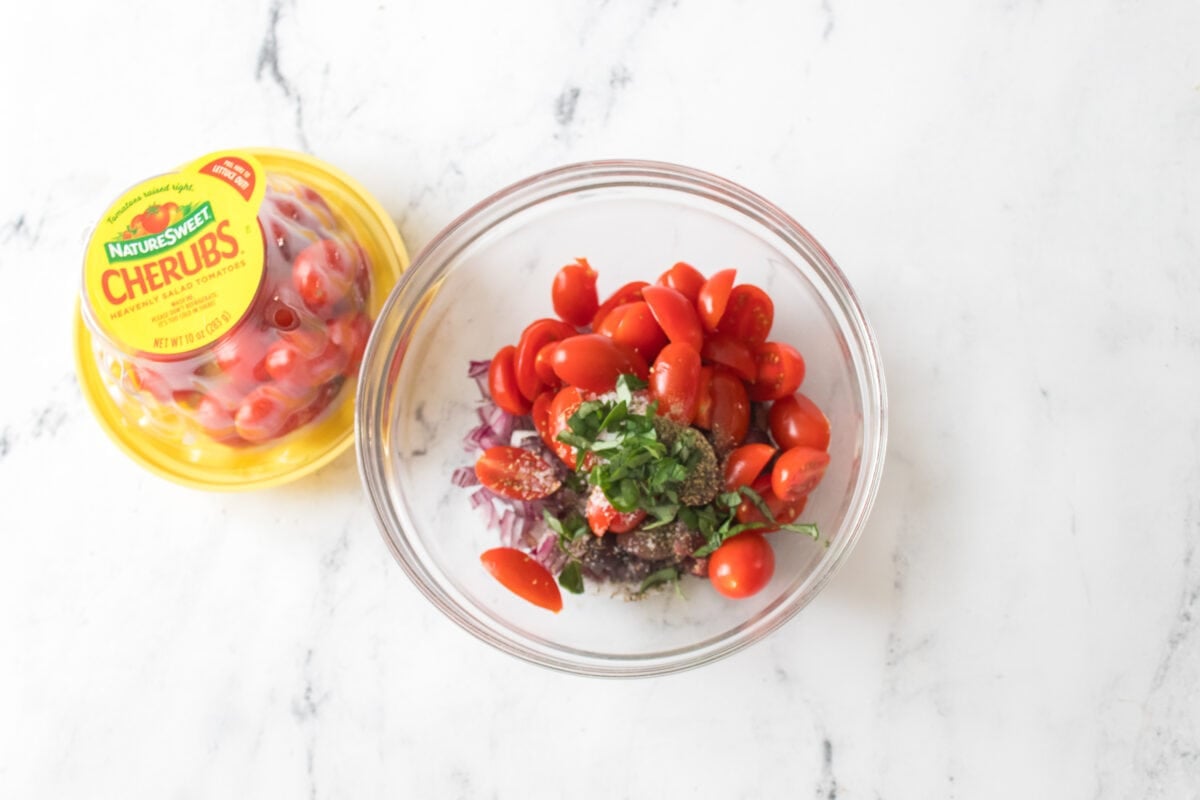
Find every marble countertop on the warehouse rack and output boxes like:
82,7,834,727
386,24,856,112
3,0,1198,796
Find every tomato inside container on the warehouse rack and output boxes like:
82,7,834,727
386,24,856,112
74,149,407,489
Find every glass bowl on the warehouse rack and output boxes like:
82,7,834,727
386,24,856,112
356,160,886,677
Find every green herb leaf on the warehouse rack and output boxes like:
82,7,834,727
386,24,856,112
637,566,679,595
558,561,584,594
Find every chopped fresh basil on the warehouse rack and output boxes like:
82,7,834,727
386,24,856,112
637,566,679,595
558,560,585,594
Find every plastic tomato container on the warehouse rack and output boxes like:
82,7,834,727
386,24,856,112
75,148,408,490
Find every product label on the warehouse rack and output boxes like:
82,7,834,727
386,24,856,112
84,151,267,355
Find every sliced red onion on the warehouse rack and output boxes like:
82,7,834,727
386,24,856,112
452,466,479,487
531,532,568,574
498,509,519,548
469,486,493,509
467,359,491,379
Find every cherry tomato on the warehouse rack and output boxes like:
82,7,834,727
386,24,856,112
700,333,756,382
479,547,563,613
551,258,599,328
488,345,532,415
709,533,775,599
749,341,806,402
591,281,649,329
656,261,706,304
327,313,373,374
515,318,577,401
650,342,701,425
163,202,182,225
533,342,560,386
127,365,172,404
708,368,750,451
213,327,270,388
585,485,647,535
264,339,311,386
697,268,737,332
693,366,715,429
547,386,594,470
722,443,776,492
550,334,648,394
235,384,297,443
642,285,704,353
293,239,358,316
474,445,562,500
771,446,830,501
594,301,668,362
736,474,807,532
531,391,555,448
305,341,350,386
194,394,237,441
717,284,774,344
768,393,830,451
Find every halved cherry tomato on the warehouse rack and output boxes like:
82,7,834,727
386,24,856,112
771,446,830,501
585,485,647,535
697,268,737,332
693,365,715,429
531,390,555,449
749,341,806,402
708,368,750,451
488,344,532,415
642,285,704,353
656,261,706,304
717,284,774,344
550,334,648,394
480,547,563,613
475,445,562,500
594,301,668,362
591,281,649,329
551,258,599,327
515,318,577,401
722,443,776,492
709,533,775,599
700,333,756,382
735,474,807,532
650,342,701,425
547,385,590,469
768,393,830,451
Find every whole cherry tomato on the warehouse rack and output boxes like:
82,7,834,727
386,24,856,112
585,485,647,535
693,365,715,429
213,327,270,388
533,342,560,386
515,318,577,401
551,258,599,328
293,239,358,316
550,334,648,394
708,368,750,451
488,344,532,415
592,281,649,329
656,261,706,303
264,339,311,386
475,445,562,500
642,285,704,353
722,443,776,492
697,268,737,332
594,301,668,362
650,342,701,425
716,284,774,344
768,393,830,451
305,341,349,386
771,446,830,501
479,547,563,613
749,341,806,402
709,533,775,599
235,384,299,443
327,313,373,374
700,333,756,382
194,393,237,441
736,474,808,532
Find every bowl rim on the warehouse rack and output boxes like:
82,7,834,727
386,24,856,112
357,158,887,676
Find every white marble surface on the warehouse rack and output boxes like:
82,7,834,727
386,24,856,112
2,0,1198,796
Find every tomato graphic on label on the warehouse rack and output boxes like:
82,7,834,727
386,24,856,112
139,204,172,234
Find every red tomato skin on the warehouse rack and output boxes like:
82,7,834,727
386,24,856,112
709,533,775,599
716,284,774,344
749,341,806,402
591,281,649,329
771,446,831,501
515,318,577,401
488,345,532,415
293,240,358,316
531,391,555,449
736,474,808,532
697,268,737,332
594,301,669,362
650,342,702,425
551,258,599,327
550,334,648,394
768,393,831,451
474,445,562,500
693,366,715,429
234,384,297,443
585,486,647,535
547,386,590,469
656,261,706,303
708,368,751,451
722,443,776,492
327,313,372,374
642,285,704,353
480,548,563,613
700,333,757,382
